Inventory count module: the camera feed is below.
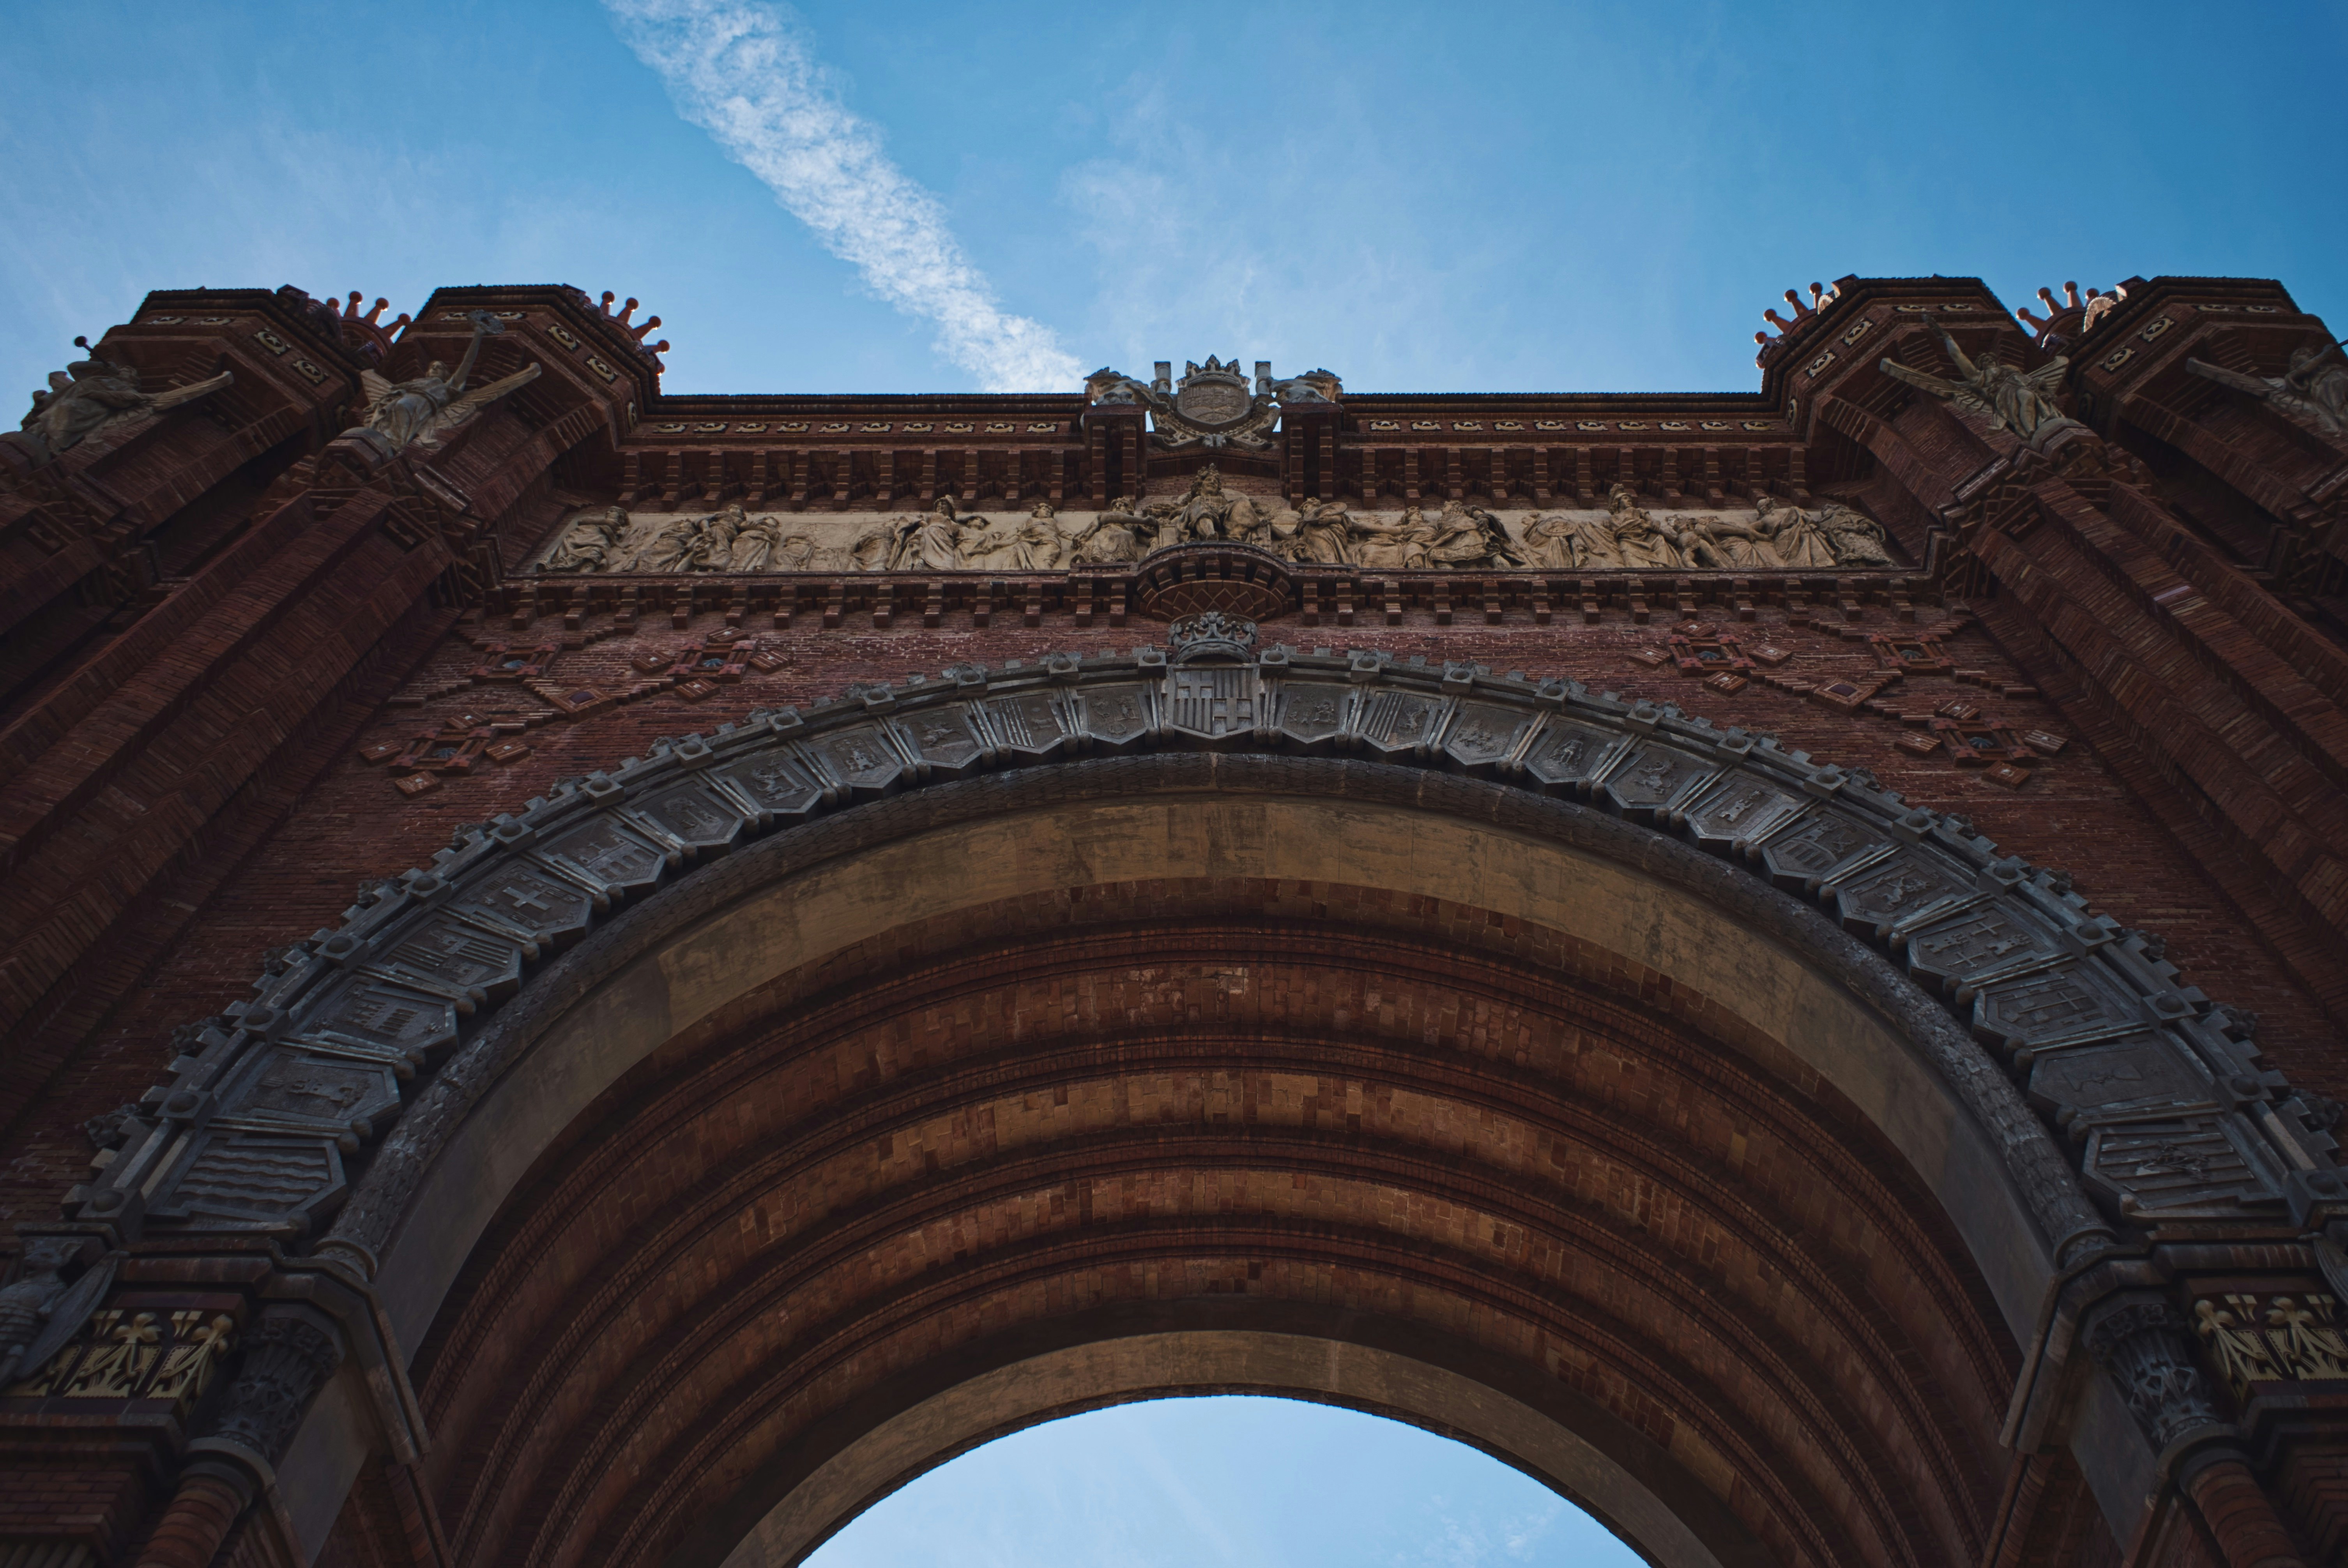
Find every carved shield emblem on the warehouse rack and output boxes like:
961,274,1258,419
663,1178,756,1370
1176,376,1252,426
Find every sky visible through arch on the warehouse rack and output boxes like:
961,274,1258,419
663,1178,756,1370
800,1396,1643,1568
1,2,2343,403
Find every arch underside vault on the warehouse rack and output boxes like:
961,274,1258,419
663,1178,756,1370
69,643,2337,1568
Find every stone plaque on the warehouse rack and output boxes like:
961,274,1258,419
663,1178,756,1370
1358,690,1445,755
371,918,525,1005
1904,906,2056,996
893,705,988,774
1445,703,1533,770
1163,667,1261,740
454,866,595,949
2027,1035,2211,1121
294,978,458,1064
630,782,749,856
1522,723,1618,791
1275,681,1352,749
714,750,824,823
1830,851,1969,939
1685,778,1801,852
808,725,905,796
1759,811,1885,892
536,819,671,902
1076,685,1153,749
1603,743,1711,818
1973,963,2132,1051
2082,1117,2274,1218
163,1134,347,1227
983,691,1071,759
220,1047,402,1135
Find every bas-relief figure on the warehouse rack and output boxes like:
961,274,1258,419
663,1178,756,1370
343,311,541,461
1605,484,1689,569
1425,500,1524,569
1285,498,1355,565
1879,313,2074,443
5,342,233,469
2187,341,2348,437
1681,514,1784,570
1754,494,1840,569
1813,500,1895,566
893,497,966,573
1522,510,1622,570
537,505,630,572
536,478,1899,575
1350,506,1435,569
1068,497,1149,564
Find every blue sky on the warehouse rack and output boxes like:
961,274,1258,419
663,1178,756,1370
801,1396,1638,1568
2,2,2343,402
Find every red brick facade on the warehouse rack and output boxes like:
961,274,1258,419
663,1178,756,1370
3,275,2346,1566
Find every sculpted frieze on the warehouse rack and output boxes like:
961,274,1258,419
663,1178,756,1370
527,467,1904,577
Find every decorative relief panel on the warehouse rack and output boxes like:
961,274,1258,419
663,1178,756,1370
2196,1293,2348,1398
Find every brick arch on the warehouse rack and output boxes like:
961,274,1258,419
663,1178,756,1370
406,880,2020,1568
80,646,2331,1568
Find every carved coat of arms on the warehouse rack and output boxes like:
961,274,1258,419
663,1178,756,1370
1089,356,1313,452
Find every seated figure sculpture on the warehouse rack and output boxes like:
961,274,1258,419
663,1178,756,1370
1605,484,1688,569
538,506,631,572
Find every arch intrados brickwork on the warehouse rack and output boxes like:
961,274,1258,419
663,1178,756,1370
411,885,2020,1568
61,638,2337,1567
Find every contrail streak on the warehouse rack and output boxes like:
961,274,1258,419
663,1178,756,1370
607,0,1082,392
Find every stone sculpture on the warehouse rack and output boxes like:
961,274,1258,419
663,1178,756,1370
537,506,631,572
1815,501,1896,566
1680,514,1785,570
343,311,540,461
1009,502,1066,571
0,1240,114,1389
5,341,233,469
1880,314,2073,442
633,514,703,574
2186,342,2348,436
1284,499,1355,565
1425,500,1524,569
1605,484,1688,569
1173,466,1238,542
1754,495,1839,568
1351,506,1436,569
1068,497,1150,563
891,498,967,572
684,504,744,571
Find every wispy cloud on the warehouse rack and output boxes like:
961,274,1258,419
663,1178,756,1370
605,0,1082,392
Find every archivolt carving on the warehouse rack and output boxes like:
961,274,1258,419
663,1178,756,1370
61,634,2334,1269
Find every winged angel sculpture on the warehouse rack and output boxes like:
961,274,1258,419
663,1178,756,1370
342,311,540,464
2185,342,2348,437
1879,315,2075,444
4,341,233,469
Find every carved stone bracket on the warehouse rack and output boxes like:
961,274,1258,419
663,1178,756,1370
2084,1294,2230,1454
1132,542,1295,622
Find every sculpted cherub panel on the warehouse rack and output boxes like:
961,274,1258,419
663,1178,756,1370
528,464,1902,574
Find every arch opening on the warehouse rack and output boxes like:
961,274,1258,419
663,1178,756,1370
343,760,2075,1568
96,644,2300,1568
792,1391,1651,1568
